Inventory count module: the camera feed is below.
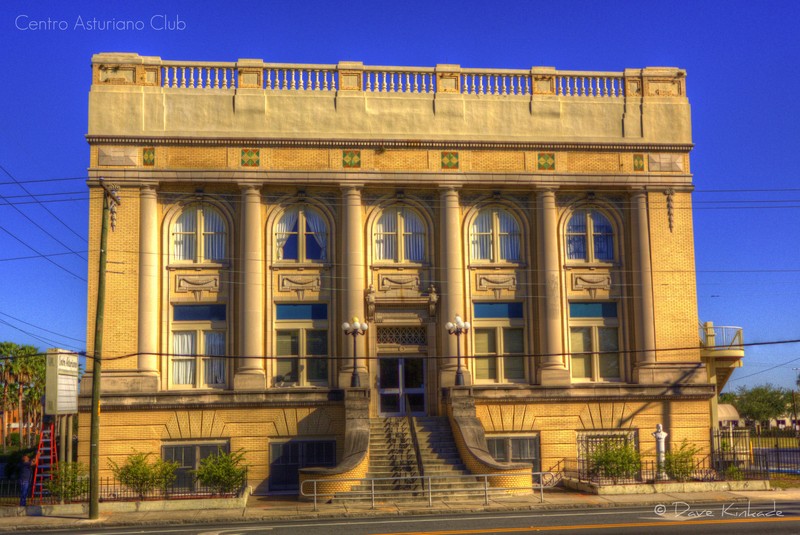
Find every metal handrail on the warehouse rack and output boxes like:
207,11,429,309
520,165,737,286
301,471,552,511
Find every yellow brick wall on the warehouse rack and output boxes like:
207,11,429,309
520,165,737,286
298,452,370,498
565,152,621,173
269,148,330,170
164,146,228,168
470,150,525,172
475,399,711,470
86,186,140,371
448,416,532,490
373,149,429,170
77,405,346,491
649,191,700,361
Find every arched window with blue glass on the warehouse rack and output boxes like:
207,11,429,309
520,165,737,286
275,206,328,262
565,209,615,262
374,206,426,263
471,207,521,263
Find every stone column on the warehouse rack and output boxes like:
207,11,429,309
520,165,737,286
137,185,159,390
339,187,367,387
440,188,466,387
235,185,265,389
632,190,657,381
537,190,569,385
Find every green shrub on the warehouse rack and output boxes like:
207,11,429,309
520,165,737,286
587,439,641,483
44,462,89,503
194,450,247,495
724,464,744,481
108,452,178,499
664,439,701,482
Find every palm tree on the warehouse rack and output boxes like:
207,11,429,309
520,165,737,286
0,343,40,449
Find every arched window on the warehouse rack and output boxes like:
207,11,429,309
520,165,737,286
374,207,425,262
566,209,614,262
471,208,521,262
276,206,328,262
172,205,227,263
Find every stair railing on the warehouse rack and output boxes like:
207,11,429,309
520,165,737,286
405,397,426,480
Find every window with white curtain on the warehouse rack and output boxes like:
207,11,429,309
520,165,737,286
172,205,227,263
275,206,328,262
566,209,615,262
374,207,425,263
471,208,521,263
171,304,227,389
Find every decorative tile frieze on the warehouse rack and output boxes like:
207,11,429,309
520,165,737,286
241,148,260,167
633,154,645,172
537,152,555,171
441,151,459,170
142,147,155,166
342,150,361,168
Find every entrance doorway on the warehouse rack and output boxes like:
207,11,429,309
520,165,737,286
378,357,425,416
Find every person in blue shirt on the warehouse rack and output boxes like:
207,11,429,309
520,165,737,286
18,454,36,507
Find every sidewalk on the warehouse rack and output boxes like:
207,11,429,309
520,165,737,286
2,487,799,532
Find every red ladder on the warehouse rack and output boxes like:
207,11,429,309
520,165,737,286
31,420,58,502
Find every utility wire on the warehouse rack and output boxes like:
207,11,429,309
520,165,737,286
0,222,86,282
0,164,88,243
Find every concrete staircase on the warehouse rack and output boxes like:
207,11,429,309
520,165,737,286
332,416,486,503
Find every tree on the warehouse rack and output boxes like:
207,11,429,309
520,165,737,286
719,392,737,405
733,384,792,427
0,342,43,450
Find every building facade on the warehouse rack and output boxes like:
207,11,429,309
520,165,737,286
80,53,742,493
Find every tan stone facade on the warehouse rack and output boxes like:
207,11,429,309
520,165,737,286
80,53,732,494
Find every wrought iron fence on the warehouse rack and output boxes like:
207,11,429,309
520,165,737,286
0,471,247,505
566,455,769,485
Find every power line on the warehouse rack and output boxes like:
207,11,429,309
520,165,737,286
0,222,86,282
0,310,85,344
0,164,88,243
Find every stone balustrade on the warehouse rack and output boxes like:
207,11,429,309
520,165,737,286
92,53,684,99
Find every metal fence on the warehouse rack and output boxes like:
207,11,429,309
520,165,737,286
0,474,247,505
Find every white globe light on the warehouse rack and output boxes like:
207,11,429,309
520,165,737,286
463,321,471,330
361,323,368,331
445,322,454,330
342,322,351,331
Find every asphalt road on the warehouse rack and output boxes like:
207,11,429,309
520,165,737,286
24,502,800,535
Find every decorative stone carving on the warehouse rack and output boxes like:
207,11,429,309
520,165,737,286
427,285,439,318
279,274,321,299
572,273,611,291
647,79,681,97
477,274,517,291
664,189,675,232
571,272,612,299
648,154,683,172
378,274,420,292
365,284,376,321
176,275,220,300
98,147,137,166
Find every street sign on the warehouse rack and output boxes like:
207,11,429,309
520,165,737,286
45,349,80,415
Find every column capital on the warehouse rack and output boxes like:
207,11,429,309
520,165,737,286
239,183,262,194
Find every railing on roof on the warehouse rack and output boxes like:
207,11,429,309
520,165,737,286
151,60,631,97
699,321,744,350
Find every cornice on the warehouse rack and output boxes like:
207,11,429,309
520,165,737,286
85,135,694,153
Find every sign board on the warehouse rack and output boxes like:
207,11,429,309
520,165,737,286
45,349,80,415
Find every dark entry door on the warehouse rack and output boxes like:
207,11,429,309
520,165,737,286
378,357,425,416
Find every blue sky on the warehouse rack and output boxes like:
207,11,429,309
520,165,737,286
1,0,798,392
